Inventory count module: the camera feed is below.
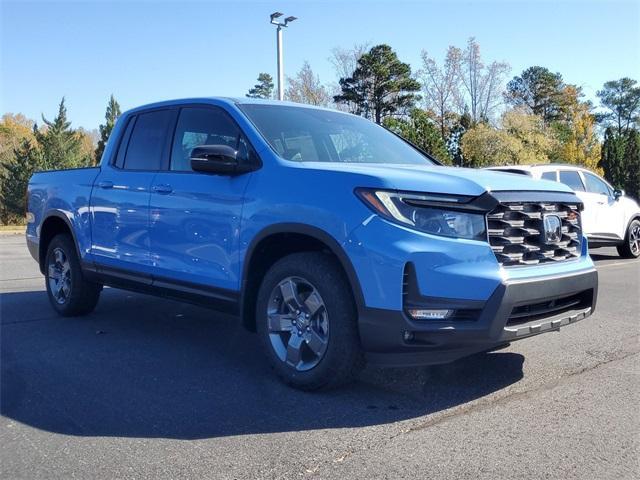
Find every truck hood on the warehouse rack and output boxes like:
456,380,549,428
299,163,574,197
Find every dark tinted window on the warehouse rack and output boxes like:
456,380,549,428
171,107,240,171
559,170,585,191
239,104,435,165
542,171,557,181
123,110,173,170
583,172,611,196
114,117,136,169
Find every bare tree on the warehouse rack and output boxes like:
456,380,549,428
458,37,510,123
328,43,370,111
329,42,370,80
285,62,330,107
420,46,462,139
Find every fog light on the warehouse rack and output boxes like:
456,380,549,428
407,309,453,320
403,330,414,341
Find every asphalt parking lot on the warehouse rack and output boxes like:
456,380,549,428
0,233,638,479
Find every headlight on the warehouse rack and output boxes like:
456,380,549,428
356,188,487,241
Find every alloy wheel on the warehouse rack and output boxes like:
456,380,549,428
630,222,640,256
266,276,329,371
48,247,72,304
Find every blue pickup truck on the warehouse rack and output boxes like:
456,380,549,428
26,98,598,389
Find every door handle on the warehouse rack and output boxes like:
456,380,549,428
97,180,114,189
152,184,173,194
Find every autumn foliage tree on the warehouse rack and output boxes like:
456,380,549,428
0,98,95,224
550,87,601,173
461,110,554,167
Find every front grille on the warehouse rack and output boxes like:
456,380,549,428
487,202,582,266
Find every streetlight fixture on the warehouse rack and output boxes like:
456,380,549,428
270,11,297,101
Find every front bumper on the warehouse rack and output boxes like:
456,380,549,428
359,267,598,367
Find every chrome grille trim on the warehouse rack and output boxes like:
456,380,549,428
487,202,582,267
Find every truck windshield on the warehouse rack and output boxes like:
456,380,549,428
239,104,435,165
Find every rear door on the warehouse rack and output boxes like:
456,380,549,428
148,105,255,293
90,108,175,278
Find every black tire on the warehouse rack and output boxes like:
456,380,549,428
256,252,364,390
616,219,640,259
44,233,102,316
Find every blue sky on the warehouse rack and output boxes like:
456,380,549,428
1,0,639,129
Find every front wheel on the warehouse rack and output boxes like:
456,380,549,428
256,252,363,390
617,219,640,259
45,234,102,316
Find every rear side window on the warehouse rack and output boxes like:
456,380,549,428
559,171,585,191
122,110,173,170
583,172,611,196
114,117,135,169
541,171,557,181
170,107,241,171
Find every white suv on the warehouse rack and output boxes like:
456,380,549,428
487,165,640,258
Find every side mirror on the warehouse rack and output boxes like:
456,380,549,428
190,145,241,175
614,189,625,200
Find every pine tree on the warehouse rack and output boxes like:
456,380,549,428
447,109,472,166
334,44,421,124
623,129,640,201
383,109,452,164
0,139,43,223
599,127,627,189
36,98,85,169
247,73,275,99
95,95,121,163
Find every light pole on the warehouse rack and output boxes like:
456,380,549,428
270,12,297,101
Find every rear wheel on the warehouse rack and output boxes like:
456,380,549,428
45,234,102,316
617,219,640,259
256,252,363,390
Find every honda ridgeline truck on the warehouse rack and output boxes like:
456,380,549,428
26,98,598,390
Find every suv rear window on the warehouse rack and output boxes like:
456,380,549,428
559,171,585,191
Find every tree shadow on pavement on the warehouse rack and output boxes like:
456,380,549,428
1,289,524,439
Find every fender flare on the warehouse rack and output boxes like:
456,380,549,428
38,210,84,272
240,223,365,312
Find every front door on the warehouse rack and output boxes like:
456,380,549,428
90,109,175,278
580,171,625,240
148,106,254,292
558,170,597,235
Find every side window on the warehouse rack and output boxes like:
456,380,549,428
122,110,173,170
583,172,611,196
170,107,241,171
541,171,557,181
114,116,136,169
559,170,585,191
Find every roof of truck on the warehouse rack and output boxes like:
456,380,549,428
122,97,341,117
